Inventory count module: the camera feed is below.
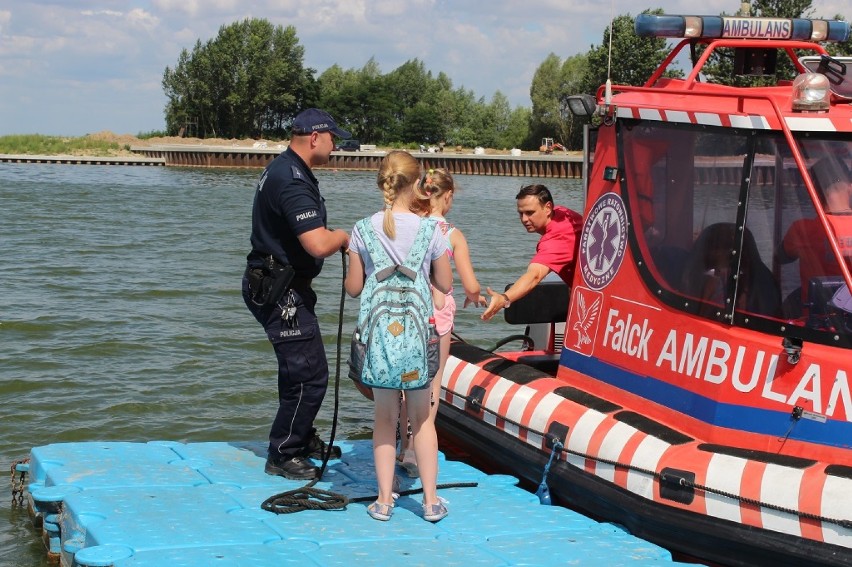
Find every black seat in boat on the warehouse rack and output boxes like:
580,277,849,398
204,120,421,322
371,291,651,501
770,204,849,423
502,278,569,375
503,279,570,325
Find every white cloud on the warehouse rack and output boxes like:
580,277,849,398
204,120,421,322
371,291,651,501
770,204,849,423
81,10,123,18
0,0,850,136
126,9,160,32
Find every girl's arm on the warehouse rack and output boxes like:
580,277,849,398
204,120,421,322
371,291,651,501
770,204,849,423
449,229,486,307
344,249,365,297
431,251,453,295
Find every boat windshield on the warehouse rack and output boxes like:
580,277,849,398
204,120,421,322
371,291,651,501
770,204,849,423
620,120,852,345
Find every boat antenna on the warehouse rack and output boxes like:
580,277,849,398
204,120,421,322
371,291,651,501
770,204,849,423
604,0,614,108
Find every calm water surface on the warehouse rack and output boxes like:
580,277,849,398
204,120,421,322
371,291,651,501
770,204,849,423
0,162,584,565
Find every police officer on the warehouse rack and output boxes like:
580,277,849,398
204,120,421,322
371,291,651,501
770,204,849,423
243,108,351,480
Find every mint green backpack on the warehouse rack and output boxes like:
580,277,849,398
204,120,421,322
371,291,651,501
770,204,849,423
349,217,439,390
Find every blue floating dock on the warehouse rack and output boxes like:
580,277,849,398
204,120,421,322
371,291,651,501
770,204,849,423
18,440,684,566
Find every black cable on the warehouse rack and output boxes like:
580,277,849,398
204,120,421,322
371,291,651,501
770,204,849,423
346,482,479,504
263,482,480,514
261,250,347,513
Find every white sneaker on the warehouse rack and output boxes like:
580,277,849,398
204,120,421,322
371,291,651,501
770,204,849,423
422,500,448,522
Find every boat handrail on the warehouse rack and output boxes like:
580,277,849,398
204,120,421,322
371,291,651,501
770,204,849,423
642,37,829,90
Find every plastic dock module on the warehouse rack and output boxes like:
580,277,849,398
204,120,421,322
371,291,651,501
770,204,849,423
19,440,686,566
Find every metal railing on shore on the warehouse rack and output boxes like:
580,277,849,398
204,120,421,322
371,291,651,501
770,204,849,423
0,154,165,166
132,145,585,178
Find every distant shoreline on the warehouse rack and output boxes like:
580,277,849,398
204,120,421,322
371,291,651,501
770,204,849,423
1,140,584,179
0,131,581,159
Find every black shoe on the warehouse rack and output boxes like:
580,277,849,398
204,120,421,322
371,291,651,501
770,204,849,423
265,455,320,480
303,434,342,460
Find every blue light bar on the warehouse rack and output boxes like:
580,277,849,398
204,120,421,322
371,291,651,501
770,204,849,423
635,14,850,43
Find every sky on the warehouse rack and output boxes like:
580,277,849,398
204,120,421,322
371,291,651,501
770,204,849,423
0,0,848,137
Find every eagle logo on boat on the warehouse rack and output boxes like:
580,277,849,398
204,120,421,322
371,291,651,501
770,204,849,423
566,287,604,356
572,291,601,348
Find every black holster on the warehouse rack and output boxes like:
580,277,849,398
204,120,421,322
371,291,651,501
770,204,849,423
248,256,295,308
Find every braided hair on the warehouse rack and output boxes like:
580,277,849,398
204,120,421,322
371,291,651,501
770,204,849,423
376,150,431,239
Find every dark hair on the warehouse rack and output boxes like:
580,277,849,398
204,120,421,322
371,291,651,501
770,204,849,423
516,184,553,206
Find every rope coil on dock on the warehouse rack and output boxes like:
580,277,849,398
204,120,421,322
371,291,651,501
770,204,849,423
262,486,349,514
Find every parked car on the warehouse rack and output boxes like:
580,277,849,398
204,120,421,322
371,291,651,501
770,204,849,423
335,139,360,151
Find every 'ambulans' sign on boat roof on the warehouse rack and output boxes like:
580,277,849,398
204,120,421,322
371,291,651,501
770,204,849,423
722,17,790,40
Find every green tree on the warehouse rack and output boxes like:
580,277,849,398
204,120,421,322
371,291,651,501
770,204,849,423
485,92,514,149
313,54,528,148
162,18,314,139
529,53,563,148
384,59,433,119
422,72,460,143
443,87,481,147
317,64,362,136
529,52,589,151
355,61,400,144
503,106,532,150
752,0,813,18
527,11,675,150
403,101,443,143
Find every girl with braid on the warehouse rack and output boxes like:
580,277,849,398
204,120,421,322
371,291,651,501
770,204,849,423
345,151,452,522
397,168,486,475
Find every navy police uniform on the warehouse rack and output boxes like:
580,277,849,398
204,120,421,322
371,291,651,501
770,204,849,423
242,147,330,463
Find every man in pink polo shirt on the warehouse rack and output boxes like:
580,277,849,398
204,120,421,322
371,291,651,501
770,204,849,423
482,184,583,321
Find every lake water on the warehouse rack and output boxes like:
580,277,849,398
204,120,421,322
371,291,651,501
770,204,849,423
0,162,584,566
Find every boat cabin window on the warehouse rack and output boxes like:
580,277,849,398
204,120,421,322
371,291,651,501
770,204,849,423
781,138,852,332
620,119,852,346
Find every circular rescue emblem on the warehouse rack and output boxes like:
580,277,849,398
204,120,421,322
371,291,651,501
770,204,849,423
579,192,628,290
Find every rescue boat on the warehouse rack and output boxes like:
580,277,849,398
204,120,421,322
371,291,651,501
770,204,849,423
437,14,852,567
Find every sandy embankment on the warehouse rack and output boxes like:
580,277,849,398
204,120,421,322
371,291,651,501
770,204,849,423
84,130,582,158
84,131,272,156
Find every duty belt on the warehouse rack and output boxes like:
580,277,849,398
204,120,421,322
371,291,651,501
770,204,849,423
262,255,312,290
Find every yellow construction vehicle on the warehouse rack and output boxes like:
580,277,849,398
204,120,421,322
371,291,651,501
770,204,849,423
539,138,566,154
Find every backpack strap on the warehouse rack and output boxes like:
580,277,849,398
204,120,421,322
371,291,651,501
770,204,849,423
401,217,438,276
356,217,437,283
356,218,391,272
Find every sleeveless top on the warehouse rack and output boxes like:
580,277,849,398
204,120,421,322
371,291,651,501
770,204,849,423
432,215,456,259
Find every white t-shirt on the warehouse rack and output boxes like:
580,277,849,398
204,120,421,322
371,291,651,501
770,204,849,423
349,212,447,282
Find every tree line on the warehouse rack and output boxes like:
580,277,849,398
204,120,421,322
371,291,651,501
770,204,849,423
162,1,849,151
